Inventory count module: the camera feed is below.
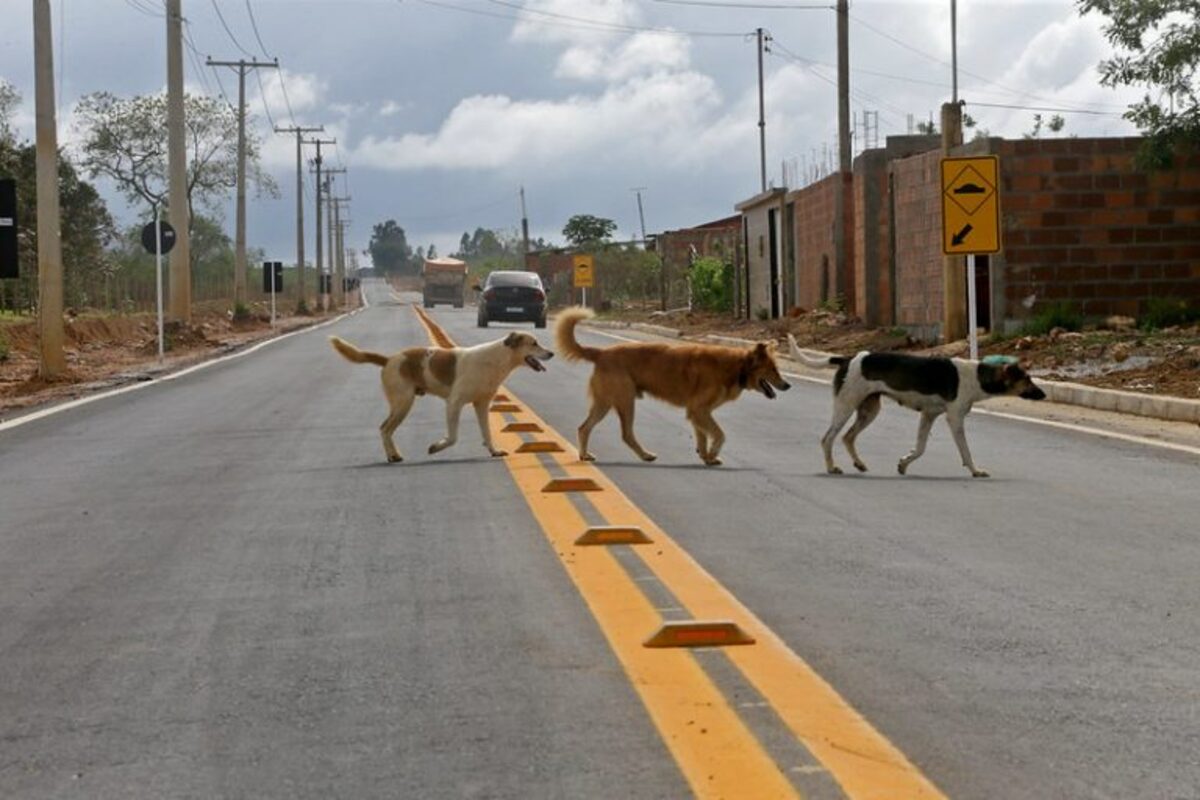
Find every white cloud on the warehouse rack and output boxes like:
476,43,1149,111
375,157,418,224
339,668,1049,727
379,100,408,117
556,31,692,82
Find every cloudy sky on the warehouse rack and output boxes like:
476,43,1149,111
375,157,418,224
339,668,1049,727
0,0,1141,266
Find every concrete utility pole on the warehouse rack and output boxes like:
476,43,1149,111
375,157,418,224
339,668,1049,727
306,138,335,309
207,57,278,313
323,168,346,308
275,124,323,312
330,193,350,310
756,28,767,193
632,188,648,243
942,102,966,342
166,0,191,321
833,0,851,303
519,186,530,259
32,0,64,377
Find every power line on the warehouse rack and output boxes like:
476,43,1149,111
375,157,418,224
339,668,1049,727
967,100,1121,117
244,0,271,57
653,0,831,8
210,0,254,57
485,0,750,36
416,0,748,38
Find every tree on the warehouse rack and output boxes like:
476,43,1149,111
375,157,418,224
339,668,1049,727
1024,113,1067,139
0,79,18,141
74,91,277,219
368,220,413,275
562,214,617,247
1080,0,1200,167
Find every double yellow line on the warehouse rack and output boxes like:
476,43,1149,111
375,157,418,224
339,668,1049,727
413,306,945,799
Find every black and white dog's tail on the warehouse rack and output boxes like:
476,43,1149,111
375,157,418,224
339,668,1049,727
785,334,848,369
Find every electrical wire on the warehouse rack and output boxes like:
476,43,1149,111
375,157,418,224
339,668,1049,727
485,0,750,37
652,0,831,8
210,0,254,57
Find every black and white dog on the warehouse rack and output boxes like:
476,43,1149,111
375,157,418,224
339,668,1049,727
787,335,1046,478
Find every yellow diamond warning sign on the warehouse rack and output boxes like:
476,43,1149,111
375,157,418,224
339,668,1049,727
941,155,1002,255
572,254,594,288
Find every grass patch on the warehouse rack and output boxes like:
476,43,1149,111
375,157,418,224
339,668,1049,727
1139,297,1200,331
1020,302,1083,336
0,331,8,362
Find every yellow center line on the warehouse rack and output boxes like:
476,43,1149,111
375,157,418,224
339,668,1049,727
412,306,945,799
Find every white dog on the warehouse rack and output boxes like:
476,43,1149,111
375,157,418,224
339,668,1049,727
787,335,1045,477
331,332,553,462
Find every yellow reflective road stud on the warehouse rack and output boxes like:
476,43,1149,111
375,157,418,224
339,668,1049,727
941,155,1001,255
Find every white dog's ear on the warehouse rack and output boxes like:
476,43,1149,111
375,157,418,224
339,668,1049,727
503,332,521,348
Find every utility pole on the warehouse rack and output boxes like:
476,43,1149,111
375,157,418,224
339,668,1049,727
632,187,648,243
166,0,190,321
833,0,850,304
323,168,346,308
330,193,350,310
519,185,530,261
276,124,323,313
941,102,966,342
33,0,64,376
207,57,278,314
756,27,767,193
306,137,335,310
335,212,350,307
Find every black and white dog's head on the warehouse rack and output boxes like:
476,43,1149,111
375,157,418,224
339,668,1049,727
978,358,1046,400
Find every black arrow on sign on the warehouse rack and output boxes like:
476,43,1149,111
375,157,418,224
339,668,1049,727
951,223,973,246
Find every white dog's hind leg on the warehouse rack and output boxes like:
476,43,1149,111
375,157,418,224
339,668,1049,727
822,402,857,474
946,410,988,477
380,391,415,463
474,398,506,457
428,400,465,455
898,411,938,475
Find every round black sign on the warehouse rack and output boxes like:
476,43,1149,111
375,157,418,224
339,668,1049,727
141,220,177,255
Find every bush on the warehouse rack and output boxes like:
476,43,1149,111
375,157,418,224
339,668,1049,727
1140,297,1200,331
690,257,733,312
0,331,8,362
1021,302,1082,335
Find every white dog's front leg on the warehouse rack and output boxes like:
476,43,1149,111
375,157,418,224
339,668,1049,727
898,411,938,475
428,400,464,455
946,410,988,477
474,399,506,457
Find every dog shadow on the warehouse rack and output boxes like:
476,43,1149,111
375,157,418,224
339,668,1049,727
814,471,1015,483
590,460,761,473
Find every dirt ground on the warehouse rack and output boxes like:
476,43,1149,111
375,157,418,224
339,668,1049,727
598,307,1200,401
0,300,350,416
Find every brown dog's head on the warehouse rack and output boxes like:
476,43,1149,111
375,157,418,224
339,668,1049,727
742,342,791,399
977,358,1046,400
503,332,554,372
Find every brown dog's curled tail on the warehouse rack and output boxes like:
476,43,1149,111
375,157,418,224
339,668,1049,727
554,306,602,363
330,335,389,367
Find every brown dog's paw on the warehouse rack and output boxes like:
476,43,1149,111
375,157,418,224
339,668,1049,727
853,460,868,472
828,465,844,475
387,454,403,464
704,457,723,467
490,449,508,458
579,452,596,462
640,452,658,462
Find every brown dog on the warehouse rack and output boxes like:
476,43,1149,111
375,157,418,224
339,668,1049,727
330,332,553,462
555,307,790,465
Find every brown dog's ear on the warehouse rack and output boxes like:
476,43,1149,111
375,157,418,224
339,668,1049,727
753,341,770,359
503,332,521,348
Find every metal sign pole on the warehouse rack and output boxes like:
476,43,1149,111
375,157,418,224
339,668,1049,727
155,207,164,361
967,253,978,360
270,264,277,328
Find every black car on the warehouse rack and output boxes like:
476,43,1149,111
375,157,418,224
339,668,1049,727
476,271,548,328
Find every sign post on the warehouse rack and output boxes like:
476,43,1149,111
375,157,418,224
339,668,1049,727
941,155,1001,360
141,214,176,361
573,254,594,307
0,179,17,280
262,261,283,327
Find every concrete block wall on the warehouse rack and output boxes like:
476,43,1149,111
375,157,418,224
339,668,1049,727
789,172,856,314
996,137,1200,322
891,149,945,331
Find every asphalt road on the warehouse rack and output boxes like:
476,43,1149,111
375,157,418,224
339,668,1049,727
2,279,1198,799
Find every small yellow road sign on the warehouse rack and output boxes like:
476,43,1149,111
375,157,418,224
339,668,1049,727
941,155,1001,255
573,254,594,288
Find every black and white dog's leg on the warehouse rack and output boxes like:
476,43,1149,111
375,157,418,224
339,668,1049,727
474,398,506,457
897,411,938,475
429,399,464,454
946,409,988,477
842,394,882,473
821,401,857,475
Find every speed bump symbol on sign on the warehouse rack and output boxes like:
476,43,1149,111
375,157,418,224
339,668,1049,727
572,254,594,288
941,155,1001,255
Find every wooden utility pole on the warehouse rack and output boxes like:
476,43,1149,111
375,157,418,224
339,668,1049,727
207,57,278,314
322,168,346,308
519,185,530,259
306,137,335,310
833,0,850,303
275,124,323,312
166,0,190,321
33,0,64,377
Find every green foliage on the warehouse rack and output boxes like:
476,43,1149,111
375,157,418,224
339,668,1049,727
368,220,414,276
594,245,660,306
817,295,847,313
1079,0,1200,169
232,302,251,322
562,214,617,247
0,330,9,362
1139,297,1200,330
1024,113,1067,139
756,306,770,321
690,257,733,312
1022,302,1084,335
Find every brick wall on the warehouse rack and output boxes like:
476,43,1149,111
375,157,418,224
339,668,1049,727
789,173,856,314
854,150,892,325
997,137,1200,321
891,150,944,330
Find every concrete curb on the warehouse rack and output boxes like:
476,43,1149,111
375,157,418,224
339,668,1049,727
582,320,1200,424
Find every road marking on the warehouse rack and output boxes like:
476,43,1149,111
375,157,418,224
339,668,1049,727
415,306,945,799
583,326,1200,457
0,306,365,435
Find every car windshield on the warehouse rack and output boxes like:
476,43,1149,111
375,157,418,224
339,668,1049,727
487,272,541,288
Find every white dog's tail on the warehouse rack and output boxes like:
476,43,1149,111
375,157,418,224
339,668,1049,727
330,335,389,367
786,334,844,369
